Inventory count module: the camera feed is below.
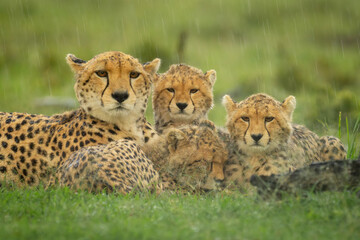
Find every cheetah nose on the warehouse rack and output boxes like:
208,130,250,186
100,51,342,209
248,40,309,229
214,178,224,184
251,134,263,142
176,102,188,110
112,91,129,104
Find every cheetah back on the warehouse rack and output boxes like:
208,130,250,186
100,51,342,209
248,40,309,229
53,139,160,194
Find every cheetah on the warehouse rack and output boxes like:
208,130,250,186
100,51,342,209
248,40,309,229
53,121,228,193
221,93,347,188
250,159,360,198
158,121,228,191
152,64,216,133
0,51,160,186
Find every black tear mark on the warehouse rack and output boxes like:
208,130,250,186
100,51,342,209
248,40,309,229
264,121,271,145
101,75,110,105
129,77,136,96
243,120,250,144
167,89,175,113
190,93,196,113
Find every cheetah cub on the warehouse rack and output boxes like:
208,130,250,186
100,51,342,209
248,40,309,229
0,51,160,186
152,64,216,133
222,93,347,188
157,121,228,191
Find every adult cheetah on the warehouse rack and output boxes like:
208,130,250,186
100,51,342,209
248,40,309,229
0,51,160,186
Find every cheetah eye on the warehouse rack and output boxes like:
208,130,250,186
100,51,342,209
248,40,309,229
241,116,250,122
166,88,175,93
129,72,140,79
190,89,199,94
95,70,108,78
265,117,274,122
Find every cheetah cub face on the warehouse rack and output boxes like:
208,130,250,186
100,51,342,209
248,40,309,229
223,93,296,154
153,64,216,130
165,124,227,190
67,51,160,124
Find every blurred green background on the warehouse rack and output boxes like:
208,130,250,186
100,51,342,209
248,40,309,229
0,0,359,151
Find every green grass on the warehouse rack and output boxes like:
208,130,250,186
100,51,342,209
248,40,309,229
345,115,360,159
1,187,360,240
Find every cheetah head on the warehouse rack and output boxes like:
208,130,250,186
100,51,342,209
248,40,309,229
223,93,296,154
165,123,227,191
153,64,216,129
67,51,160,124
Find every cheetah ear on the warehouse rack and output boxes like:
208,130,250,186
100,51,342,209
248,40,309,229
166,129,188,152
152,73,161,84
66,54,86,73
222,95,237,113
281,95,296,121
144,58,161,75
205,70,216,87
199,119,216,131
197,126,215,140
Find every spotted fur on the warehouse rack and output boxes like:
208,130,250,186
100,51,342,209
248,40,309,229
0,51,160,186
53,139,160,194
319,136,347,161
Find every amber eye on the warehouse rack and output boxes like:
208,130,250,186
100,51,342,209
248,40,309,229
265,117,274,122
129,72,140,79
190,89,199,94
95,70,108,78
241,116,250,122
166,88,175,93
